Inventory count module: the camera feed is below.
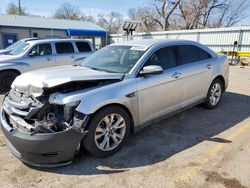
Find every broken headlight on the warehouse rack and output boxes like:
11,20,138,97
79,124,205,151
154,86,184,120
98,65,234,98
64,101,81,122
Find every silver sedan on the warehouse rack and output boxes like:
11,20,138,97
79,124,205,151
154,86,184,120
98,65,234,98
0,39,229,166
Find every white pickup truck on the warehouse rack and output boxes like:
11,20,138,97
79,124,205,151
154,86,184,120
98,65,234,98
0,38,95,92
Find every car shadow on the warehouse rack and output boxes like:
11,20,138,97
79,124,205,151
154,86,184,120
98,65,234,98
33,91,250,175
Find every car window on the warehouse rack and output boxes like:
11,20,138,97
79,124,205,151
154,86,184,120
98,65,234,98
55,42,74,54
80,45,146,73
76,42,92,52
144,46,177,69
29,44,52,56
177,45,211,65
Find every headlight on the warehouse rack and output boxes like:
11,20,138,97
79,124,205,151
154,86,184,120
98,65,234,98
28,86,44,97
64,101,81,121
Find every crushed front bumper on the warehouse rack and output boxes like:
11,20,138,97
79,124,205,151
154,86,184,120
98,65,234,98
0,106,88,167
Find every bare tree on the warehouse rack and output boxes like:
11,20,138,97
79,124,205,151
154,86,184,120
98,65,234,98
6,2,29,15
128,7,162,32
212,0,248,27
54,3,82,20
97,12,124,34
153,0,181,30
177,0,249,29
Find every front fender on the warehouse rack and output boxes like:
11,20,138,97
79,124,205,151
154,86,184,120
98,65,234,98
0,62,30,73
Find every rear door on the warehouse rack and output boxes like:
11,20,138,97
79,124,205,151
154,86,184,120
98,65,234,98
176,45,213,107
54,42,76,66
26,43,55,70
74,41,93,63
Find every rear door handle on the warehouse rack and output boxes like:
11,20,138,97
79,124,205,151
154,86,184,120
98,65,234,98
207,64,212,69
172,72,182,79
47,57,53,61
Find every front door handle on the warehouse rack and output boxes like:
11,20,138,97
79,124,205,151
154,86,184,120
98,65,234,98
172,72,182,79
207,64,212,69
71,55,76,59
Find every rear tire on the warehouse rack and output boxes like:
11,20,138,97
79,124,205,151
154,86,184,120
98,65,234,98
0,71,19,93
83,106,131,157
203,79,223,109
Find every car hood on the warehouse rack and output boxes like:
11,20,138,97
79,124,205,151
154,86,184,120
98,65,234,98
12,65,124,95
0,49,11,55
0,54,19,62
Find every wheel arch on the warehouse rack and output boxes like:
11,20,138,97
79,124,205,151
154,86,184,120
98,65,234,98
0,69,21,75
85,103,135,134
213,75,226,92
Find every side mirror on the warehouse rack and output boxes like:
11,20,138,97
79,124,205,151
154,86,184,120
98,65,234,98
28,51,36,57
139,65,163,75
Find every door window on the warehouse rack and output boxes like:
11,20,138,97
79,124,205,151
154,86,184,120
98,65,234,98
144,46,177,69
55,42,74,54
76,42,92,52
177,45,211,65
29,44,52,56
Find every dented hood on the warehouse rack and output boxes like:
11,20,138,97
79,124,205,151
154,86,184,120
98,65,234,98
12,65,124,94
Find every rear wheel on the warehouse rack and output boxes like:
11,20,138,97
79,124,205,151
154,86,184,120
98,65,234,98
83,106,131,157
203,79,223,109
0,71,19,93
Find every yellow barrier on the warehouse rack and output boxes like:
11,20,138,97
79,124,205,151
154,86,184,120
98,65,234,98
216,51,250,57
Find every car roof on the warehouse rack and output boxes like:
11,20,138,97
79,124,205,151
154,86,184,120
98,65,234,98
110,39,217,56
110,39,202,48
26,38,90,45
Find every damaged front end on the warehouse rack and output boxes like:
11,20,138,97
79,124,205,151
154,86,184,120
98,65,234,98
0,89,89,167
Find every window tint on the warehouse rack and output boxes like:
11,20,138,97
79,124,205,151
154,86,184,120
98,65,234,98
177,45,211,65
29,44,52,56
55,42,74,54
144,46,177,69
76,42,92,52
198,47,212,60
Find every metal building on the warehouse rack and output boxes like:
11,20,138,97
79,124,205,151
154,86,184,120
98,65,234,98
110,26,250,52
0,14,107,49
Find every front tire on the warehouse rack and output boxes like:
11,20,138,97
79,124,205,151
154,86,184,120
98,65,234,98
0,71,19,93
203,79,223,109
83,106,131,157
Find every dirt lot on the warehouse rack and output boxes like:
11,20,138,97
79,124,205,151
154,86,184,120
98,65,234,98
0,66,249,188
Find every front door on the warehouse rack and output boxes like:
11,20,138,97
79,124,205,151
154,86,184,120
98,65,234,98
3,33,17,48
136,46,183,126
25,43,56,71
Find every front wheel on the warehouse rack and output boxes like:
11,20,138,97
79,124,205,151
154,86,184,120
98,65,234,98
203,79,223,109
0,71,19,94
83,106,131,157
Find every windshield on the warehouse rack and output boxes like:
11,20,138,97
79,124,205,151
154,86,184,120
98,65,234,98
9,42,30,56
80,45,146,73
6,40,23,50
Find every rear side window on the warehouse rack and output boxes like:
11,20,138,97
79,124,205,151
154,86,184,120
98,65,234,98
55,42,74,54
177,45,211,65
144,46,177,69
76,42,92,52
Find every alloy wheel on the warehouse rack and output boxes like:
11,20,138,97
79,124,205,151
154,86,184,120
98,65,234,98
94,114,126,151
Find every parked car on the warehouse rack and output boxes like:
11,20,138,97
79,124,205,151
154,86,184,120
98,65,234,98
0,38,38,55
0,39,229,167
0,38,95,92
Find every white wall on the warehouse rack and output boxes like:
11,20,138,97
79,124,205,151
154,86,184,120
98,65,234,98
109,26,250,52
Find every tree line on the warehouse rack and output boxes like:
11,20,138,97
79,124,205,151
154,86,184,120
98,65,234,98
5,0,249,34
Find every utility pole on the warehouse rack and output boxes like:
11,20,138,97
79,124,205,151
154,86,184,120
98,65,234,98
18,0,21,15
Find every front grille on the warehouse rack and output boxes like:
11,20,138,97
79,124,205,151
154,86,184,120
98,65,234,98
4,89,44,118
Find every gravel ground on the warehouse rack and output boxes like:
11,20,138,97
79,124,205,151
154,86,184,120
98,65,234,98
0,66,249,188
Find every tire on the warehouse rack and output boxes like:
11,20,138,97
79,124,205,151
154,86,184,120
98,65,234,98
83,106,131,157
0,71,19,94
203,79,223,109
